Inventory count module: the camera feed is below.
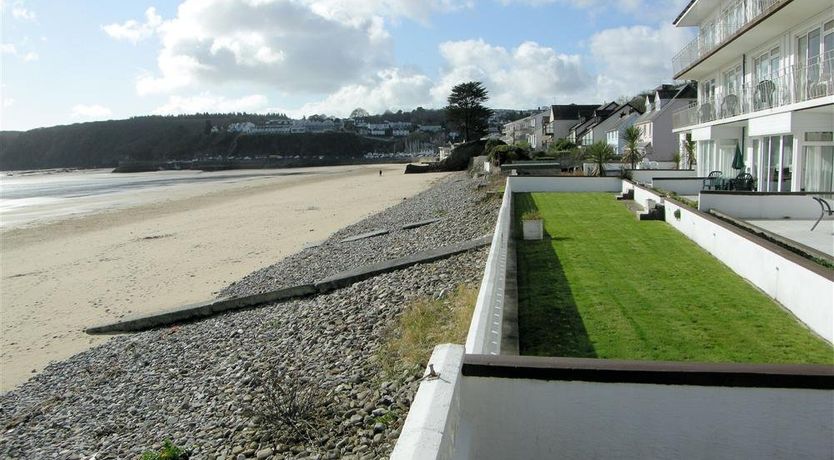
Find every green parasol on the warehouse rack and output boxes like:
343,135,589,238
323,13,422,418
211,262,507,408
731,144,745,170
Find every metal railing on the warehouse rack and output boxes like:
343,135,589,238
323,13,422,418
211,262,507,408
673,55,834,130
672,0,788,75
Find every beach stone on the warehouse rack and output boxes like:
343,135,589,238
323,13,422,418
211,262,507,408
0,173,495,459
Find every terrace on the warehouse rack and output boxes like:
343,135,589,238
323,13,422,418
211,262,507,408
514,192,832,362
393,176,833,459
671,0,790,77
672,54,834,130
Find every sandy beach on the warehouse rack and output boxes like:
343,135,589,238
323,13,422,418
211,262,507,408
0,164,449,392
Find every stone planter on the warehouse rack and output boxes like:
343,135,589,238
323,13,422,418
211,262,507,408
522,219,543,240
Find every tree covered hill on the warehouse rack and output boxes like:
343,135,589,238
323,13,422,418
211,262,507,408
0,114,414,171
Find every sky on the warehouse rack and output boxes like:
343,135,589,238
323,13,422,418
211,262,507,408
0,0,694,131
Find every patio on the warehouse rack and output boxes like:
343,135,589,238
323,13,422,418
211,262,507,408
745,218,834,258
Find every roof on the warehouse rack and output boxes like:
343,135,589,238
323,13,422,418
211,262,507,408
673,0,697,25
549,104,600,120
634,83,697,125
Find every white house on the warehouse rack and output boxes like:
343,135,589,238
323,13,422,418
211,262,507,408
547,105,599,140
671,0,833,192
606,104,644,155
632,83,697,164
568,102,619,147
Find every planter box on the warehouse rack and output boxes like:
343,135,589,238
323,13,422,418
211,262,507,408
522,219,543,240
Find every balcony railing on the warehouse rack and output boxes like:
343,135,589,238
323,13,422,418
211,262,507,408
672,0,788,76
673,55,834,130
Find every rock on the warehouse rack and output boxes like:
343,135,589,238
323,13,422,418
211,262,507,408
255,447,273,459
0,173,496,460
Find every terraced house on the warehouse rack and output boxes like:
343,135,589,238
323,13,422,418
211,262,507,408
671,0,834,192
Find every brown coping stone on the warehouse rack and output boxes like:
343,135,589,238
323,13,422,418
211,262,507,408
462,354,834,389
628,180,834,281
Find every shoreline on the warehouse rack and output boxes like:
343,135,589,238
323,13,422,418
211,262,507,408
0,164,450,392
0,170,497,458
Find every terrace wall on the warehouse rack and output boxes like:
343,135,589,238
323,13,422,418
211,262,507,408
394,348,834,460
699,192,831,219
465,180,513,355
508,176,622,193
630,169,695,183
461,356,834,460
661,196,834,343
651,177,708,195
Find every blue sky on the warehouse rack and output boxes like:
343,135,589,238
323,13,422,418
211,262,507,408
1,0,693,131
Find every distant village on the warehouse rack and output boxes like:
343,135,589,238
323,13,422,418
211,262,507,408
217,82,695,168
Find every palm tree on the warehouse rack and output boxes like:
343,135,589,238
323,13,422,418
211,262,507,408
683,138,697,170
584,141,615,176
621,125,643,169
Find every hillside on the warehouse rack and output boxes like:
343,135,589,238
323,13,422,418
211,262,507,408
0,115,413,171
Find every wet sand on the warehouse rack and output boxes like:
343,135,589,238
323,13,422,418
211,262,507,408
0,164,449,392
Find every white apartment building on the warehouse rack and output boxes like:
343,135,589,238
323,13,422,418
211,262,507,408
671,0,834,192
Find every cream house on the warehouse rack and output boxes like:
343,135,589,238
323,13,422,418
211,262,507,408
671,0,834,192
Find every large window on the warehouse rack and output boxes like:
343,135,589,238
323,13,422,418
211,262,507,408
797,20,834,100
802,132,834,192
722,65,742,117
756,135,793,192
753,47,780,109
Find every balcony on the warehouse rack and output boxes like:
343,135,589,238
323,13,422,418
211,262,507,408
672,0,789,77
673,55,834,130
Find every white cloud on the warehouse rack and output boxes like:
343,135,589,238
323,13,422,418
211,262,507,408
152,93,269,115
133,0,394,95
102,7,163,43
12,4,36,21
0,43,17,55
3,98,14,108
589,23,693,100
285,67,435,117
431,39,592,108
71,104,113,118
22,51,38,61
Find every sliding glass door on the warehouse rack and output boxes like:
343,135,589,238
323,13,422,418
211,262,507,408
802,145,834,192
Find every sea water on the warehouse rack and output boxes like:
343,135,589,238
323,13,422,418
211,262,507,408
0,168,318,229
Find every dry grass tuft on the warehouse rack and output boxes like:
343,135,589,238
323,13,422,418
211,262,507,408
378,285,477,377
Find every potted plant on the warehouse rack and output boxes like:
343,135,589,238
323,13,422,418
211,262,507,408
522,210,544,240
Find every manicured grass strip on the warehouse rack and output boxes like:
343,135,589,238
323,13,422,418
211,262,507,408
515,192,833,364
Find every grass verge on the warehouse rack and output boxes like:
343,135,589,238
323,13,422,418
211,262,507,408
378,285,477,377
515,192,833,364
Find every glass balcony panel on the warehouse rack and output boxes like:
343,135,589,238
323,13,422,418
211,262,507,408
672,55,833,129
672,0,788,75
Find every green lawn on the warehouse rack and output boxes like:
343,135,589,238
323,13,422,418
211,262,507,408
515,192,833,364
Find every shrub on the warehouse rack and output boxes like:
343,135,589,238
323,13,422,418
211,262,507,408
522,210,542,220
253,364,332,444
141,440,188,460
488,144,530,165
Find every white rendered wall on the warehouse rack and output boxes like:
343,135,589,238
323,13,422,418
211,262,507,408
664,199,833,343
652,177,708,195
391,344,465,460
465,179,513,355
630,169,696,183
461,377,833,460
508,176,622,193
699,193,827,219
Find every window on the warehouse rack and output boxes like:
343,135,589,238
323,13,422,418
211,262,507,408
754,47,780,82
798,21,834,97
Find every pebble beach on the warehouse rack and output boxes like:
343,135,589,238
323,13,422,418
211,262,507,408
0,171,499,459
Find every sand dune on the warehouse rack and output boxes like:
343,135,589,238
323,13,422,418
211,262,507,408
0,164,449,392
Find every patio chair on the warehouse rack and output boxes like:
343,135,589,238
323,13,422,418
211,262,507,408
703,170,722,191
720,94,739,118
698,102,714,123
733,172,755,191
755,80,776,110
811,197,833,231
